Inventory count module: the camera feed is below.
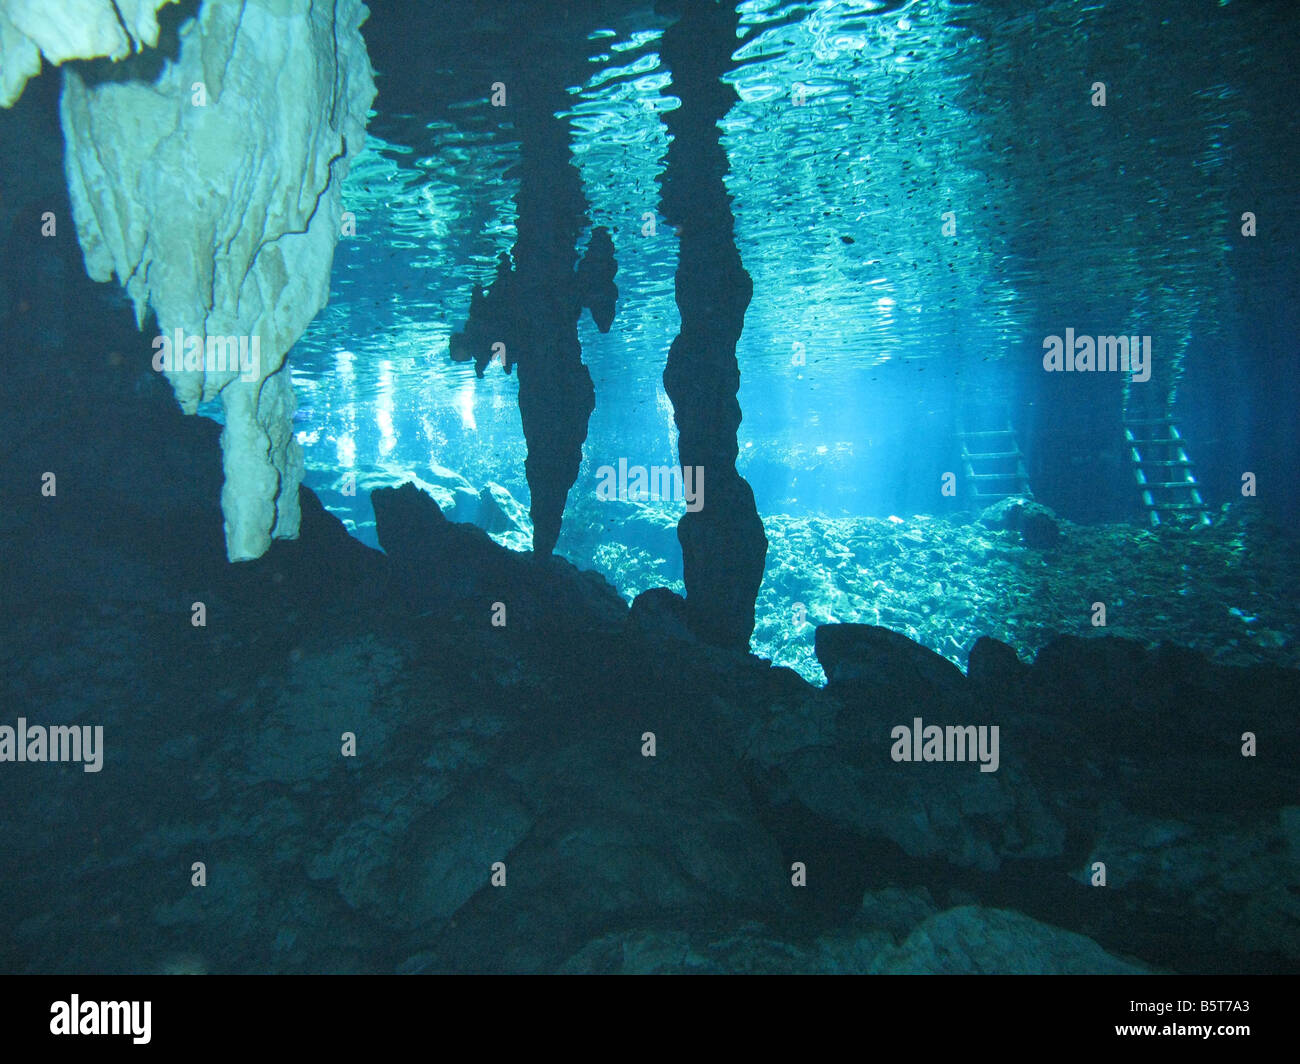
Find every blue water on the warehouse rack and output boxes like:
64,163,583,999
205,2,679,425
271,0,1298,680
291,0,1296,524
2,0,1297,983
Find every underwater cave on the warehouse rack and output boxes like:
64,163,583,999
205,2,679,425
0,0,1298,993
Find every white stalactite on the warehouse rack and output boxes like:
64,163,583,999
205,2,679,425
0,0,178,107
57,0,375,560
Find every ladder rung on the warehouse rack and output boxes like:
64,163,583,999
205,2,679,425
966,450,1022,460
1124,418,1175,426
959,430,1015,439
1139,459,1192,467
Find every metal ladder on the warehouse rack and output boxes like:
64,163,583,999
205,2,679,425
958,409,1030,503
1123,417,1210,526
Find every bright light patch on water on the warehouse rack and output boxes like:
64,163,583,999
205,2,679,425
455,383,477,432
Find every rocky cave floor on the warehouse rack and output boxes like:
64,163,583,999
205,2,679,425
2,459,1298,973
324,461,1300,689
557,494,1300,688
1,290,1297,973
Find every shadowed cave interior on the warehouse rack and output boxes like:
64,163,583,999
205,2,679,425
0,0,1297,975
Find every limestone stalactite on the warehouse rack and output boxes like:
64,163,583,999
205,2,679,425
57,0,375,561
512,91,596,558
658,0,768,650
468,76,614,559
0,0,178,107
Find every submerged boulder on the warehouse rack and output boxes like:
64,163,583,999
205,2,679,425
357,464,480,525
979,496,1061,549
477,481,531,538
815,622,966,696
628,587,693,642
871,907,1147,974
967,635,1027,688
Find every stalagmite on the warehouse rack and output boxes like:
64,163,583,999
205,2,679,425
658,0,768,650
56,0,375,561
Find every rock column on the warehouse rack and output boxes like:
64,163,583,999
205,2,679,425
658,0,768,650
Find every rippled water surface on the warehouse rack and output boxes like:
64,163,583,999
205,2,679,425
287,0,1296,531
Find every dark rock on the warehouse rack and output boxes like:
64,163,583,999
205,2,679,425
476,481,530,537
1025,634,1300,817
796,626,1063,875
308,777,535,930
658,0,768,651
510,81,595,558
372,482,626,631
967,635,1026,687
1029,634,1154,716
978,495,1027,530
872,907,1148,974
815,623,966,696
979,496,1061,549
1021,509,1061,549
359,465,480,525
628,586,693,641
576,225,618,333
